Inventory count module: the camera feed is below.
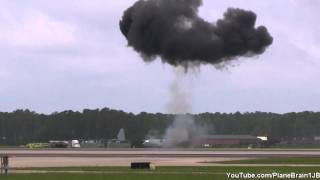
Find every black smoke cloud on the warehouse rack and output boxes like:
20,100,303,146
120,0,273,66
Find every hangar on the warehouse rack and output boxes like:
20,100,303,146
192,135,262,147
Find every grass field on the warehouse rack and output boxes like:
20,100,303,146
1,154,320,180
220,157,320,164
1,166,320,180
0,173,215,180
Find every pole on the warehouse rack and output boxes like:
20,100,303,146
1,156,3,174
4,156,8,175
0,155,9,175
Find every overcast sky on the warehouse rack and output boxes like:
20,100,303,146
0,0,319,114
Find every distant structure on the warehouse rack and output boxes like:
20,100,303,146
106,128,131,148
314,136,320,141
0,155,9,175
70,140,81,148
257,136,268,141
191,135,262,148
78,129,131,148
48,140,80,148
49,141,69,148
142,139,165,148
142,135,262,148
117,128,126,141
80,139,105,148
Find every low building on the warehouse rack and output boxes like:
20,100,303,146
314,136,320,141
80,139,105,148
192,135,262,147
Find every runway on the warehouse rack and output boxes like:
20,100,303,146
1,149,320,167
2,149,320,158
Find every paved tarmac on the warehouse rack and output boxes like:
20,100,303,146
1,149,320,167
2,149,320,158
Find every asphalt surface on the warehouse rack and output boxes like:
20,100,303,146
1,149,320,158
1,149,320,167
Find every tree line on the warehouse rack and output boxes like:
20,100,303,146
1,108,320,146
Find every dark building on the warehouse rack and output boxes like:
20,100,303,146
192,135,262,147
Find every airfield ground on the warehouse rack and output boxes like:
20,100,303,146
1,149,320,179
1,148,320,167
3,166,320,180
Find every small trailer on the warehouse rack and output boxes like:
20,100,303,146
131,162,155,170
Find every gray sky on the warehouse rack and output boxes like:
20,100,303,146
0,0,319,114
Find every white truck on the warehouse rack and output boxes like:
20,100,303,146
70,140,81,148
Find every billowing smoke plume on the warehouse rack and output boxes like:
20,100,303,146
120,0,273,67
120,0,273,147
164,68,193,146
166,68,192,115
163,68,207,147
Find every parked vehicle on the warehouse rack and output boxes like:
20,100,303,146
70,140,80,148
49,141,69,148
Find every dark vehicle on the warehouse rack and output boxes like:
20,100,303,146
49,141,69,148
